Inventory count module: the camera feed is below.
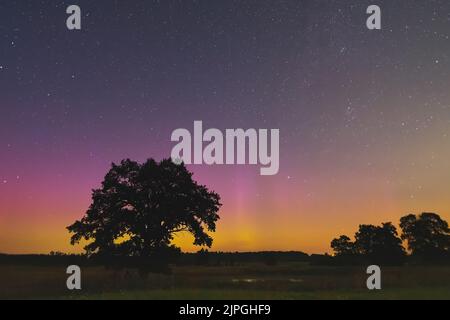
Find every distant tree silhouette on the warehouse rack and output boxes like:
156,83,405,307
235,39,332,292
331,223,405,265
330,235,355,257
67,159,221,262
400,213,450,261
354,223,405,264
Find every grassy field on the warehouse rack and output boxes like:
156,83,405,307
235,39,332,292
1,263,449,300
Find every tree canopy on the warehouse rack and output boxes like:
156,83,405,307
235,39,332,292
331,213,450,265
67,159,222,258
330,235,355,256
400,212,450,260
331,222,405,264
354,222,405,263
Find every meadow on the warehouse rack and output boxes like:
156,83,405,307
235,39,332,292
1,262,449,300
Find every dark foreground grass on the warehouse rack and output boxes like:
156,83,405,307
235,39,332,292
1,263,449,300
72,287,450,300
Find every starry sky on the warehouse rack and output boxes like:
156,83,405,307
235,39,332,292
1,0,450,254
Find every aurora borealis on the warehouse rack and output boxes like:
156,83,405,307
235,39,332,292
1,0,450,254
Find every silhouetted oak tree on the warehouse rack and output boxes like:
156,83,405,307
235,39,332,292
67,159,221,258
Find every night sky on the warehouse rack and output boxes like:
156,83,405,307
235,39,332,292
1,0,450,254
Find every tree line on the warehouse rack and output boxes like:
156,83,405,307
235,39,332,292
331,213,450,265
61,158,449,270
